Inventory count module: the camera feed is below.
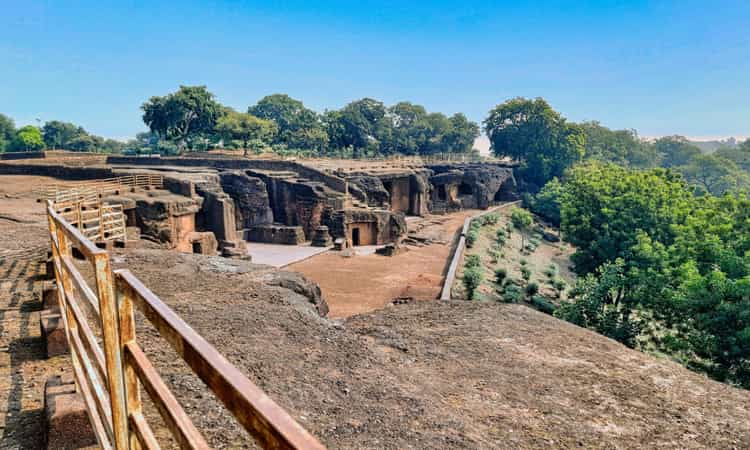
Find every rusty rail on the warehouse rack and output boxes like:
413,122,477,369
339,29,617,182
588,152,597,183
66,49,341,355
47,202,325,449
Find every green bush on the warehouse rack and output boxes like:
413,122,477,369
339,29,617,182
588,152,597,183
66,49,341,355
463,267,484,300
525,282,539,296
501,283,523,303
543,263,559,279
466,229,479,248
465,254,482,269
488,249,500,263
531,295,556,314
521,266,532,281
495,268,507,285
484,213,499,225
520,258,528,266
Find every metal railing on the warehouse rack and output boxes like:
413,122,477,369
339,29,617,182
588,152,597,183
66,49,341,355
47,203,325,450
37,174,164,202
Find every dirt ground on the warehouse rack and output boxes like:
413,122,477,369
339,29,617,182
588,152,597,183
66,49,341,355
3,173,750,449
288,210,477,318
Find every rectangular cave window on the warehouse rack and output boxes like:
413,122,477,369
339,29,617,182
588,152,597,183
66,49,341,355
352,227,361,246
192,241,203,254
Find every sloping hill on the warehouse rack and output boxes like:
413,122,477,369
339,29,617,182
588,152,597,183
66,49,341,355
120,250,750,449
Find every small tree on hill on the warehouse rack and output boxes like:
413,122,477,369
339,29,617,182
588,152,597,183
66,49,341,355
511,208,533,250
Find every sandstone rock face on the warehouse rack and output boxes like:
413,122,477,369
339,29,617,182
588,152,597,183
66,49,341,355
247,224,306,245
264,270,329,316
325,208,407,247
349,175,390,207
428,163,516,211
311,225,333,247
219,171,273,229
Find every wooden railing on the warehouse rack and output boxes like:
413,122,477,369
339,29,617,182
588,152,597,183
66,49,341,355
47,203,325,450
37,174,164,202
54,200,126,243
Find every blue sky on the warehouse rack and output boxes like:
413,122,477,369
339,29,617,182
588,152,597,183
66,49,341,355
1,0,748,141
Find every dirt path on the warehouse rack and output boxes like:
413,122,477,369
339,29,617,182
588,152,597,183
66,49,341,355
0,175,69,449
288,210,477,318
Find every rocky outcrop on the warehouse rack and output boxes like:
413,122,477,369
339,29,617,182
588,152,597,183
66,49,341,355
219,171,273,229
349,175,390,207
246,224,306,245
265,270,329,316
428,163,516,211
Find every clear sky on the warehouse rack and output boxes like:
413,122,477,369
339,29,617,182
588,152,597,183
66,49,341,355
1,1,748,141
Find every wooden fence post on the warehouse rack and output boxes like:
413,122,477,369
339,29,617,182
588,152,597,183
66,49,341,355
93,253,130,450
116,273,144,450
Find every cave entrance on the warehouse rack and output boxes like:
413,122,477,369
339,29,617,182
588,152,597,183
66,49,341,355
437,185,447,201
192,241,203,254
458,182,473,196
352,228,361,246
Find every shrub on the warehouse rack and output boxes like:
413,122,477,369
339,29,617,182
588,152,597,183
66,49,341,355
463,267,484,300
488,249,500,263
525,282,539,296
495,268,507,285
484,213,499,225
520,258,528,266
466,229,479,248
543,264,559,279
501,283,523,303
531,295,556,315
465,254,481,269
521,266,532,281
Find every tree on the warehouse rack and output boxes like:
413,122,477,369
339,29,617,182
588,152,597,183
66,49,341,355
216,109,277,156
484,97,585,188
527,177,563,226
654,135,702,168
327,98,390,157
10,125,45,151
716,144,750,173
677,154,750,196
248,94,327,152
444,113,480,154
42,121,80,149
510,208,533,250
580,121,658,168
142,85,222,153
555,259,641,347
560,162,692,274
0,113,15,152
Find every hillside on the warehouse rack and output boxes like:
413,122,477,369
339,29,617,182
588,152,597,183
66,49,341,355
120,249,750,449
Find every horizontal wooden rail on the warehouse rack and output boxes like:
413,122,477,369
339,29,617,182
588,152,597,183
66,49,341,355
47,200,326,449
116,270,326,450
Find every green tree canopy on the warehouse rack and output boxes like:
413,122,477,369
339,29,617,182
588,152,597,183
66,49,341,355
484,97,585,188
142,85,222,153
248,94,328,151
326,98,390,157
654,135,702,168
560,162,693,274
716,143,750,173
677,154,750,196
42,121,81,149
579,121,658,168
216,109,277,156
0,113,15,152
10,125,45,151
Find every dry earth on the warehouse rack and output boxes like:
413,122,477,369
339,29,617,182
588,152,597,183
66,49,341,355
2,174,750,449
289,211,477,318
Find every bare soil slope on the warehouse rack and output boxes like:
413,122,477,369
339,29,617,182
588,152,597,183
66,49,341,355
122,250,750,449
